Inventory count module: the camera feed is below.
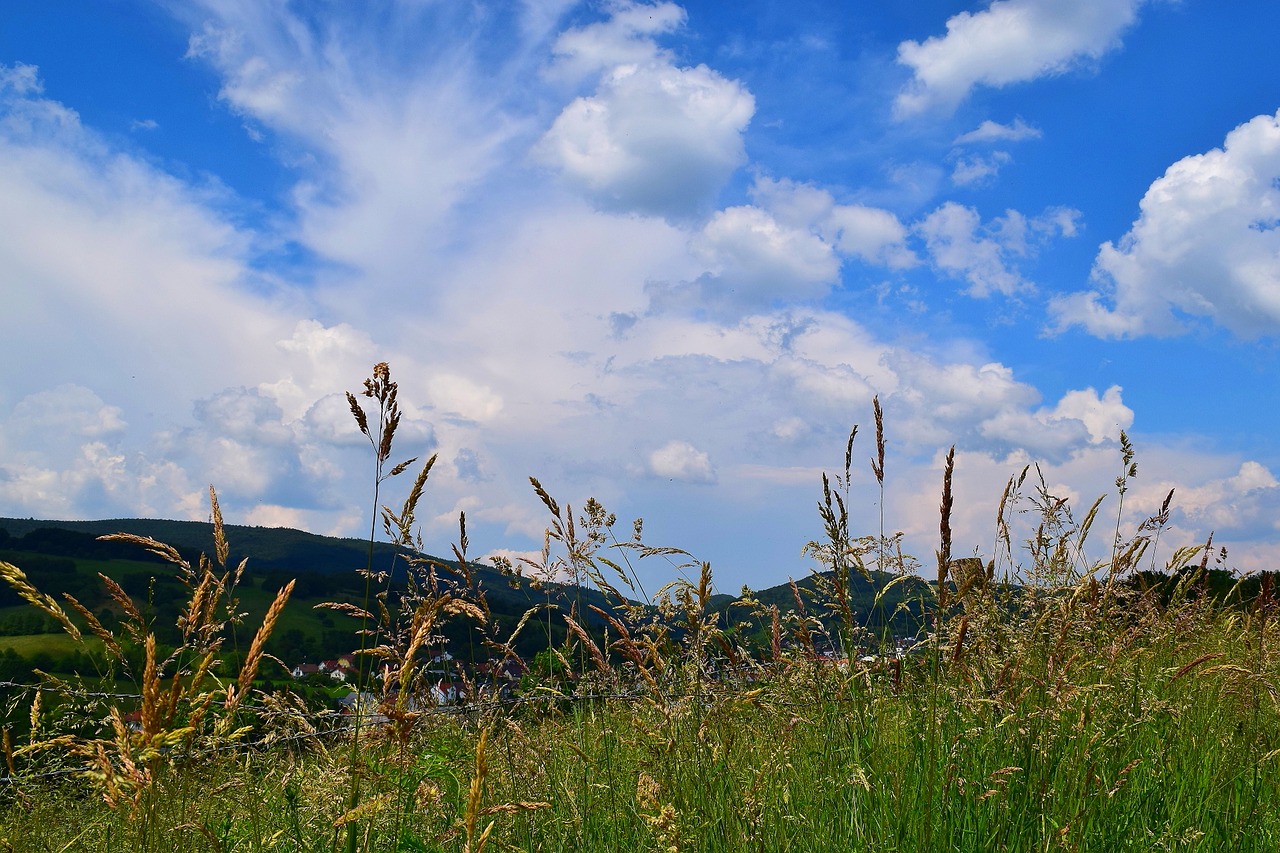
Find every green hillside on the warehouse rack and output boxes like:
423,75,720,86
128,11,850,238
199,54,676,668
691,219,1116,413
0,517,637,670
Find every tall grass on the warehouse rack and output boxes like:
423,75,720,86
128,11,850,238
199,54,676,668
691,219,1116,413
0,487,294,850
1,364,1278,852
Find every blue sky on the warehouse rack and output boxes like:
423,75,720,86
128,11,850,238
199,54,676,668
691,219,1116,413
2,0,1278,592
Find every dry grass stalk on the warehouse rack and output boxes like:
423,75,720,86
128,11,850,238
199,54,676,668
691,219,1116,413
1170,652,1225,683
99,573,144,642
140,635,160,740
637,771,682,853
0,562,82,642
209,485,229,569
1107,758,1143,798
844,424,859,489
478,801,552,816
563,612,611,676
62,593,124,662
27,690,41,740
333,792,394,828
590,604,661,692
937,446,955,612
463,726,495,853
990,466,1031,589
770,605,782,663
97,532,186,569
227,579,295,721
316,601,376,621
1,727,12,777
951,615,969,664
871,397,885,486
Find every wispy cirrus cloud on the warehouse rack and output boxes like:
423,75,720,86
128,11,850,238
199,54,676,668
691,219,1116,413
950,151,1013,187
0,61,293,412
954,117,1043,145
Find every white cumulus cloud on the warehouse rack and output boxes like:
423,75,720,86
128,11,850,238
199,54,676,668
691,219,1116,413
546,1,687,80
977,385,1133,459
895,0,1148,118
648,440,716,484
917,202,1080,297
916,203,1031,297
537,60,753,218
691,205,840,305
750,176,917,269
7,385,126,441
1051,109,1280,339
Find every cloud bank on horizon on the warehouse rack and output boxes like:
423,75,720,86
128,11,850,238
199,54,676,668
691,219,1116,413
2,0,1278,590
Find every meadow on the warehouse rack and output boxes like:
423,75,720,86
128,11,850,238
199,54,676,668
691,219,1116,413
0,364,1276,852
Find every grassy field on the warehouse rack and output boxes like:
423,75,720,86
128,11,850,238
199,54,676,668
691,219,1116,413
2,596,1276,852
0,632,101,657
0,365,1276,852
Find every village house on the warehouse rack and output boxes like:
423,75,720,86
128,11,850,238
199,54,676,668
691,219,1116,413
291,654,358,682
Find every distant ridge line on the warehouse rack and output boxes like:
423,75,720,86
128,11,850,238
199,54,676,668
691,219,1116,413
0,516,347,547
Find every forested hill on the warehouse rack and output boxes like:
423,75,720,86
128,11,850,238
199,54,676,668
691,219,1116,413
0,515,631,639
0,515,404,575
0,515,623,664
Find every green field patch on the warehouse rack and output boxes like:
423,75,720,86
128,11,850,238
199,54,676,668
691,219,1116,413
0,633,104,658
